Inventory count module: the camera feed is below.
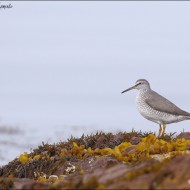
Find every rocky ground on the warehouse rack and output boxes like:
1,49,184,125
0,130,190,189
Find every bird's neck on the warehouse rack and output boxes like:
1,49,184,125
138,88,151,94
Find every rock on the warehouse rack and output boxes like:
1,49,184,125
177,132,190,140
130,136,141,145
113,133,124,145
128,174,156,189
98,164,129,184
13,178,48,190
125,145,136,153
48,175,58,183
106,181,130,190
155,155,190,189
80,164,130,188
14,155,190,189
2,131,190,189
95,136,108,149
54,156,119,176
89,156,119,170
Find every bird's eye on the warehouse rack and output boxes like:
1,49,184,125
138,82,142,85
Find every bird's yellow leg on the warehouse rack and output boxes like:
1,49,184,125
162,124,166,136
158,124,162,138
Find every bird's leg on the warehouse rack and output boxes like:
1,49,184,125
158,124,162,138
162,124,166,136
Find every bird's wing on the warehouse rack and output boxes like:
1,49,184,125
145,90,190,116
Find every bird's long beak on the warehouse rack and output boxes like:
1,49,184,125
121,84,137,94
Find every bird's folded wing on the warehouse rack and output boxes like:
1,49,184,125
145,90,190,116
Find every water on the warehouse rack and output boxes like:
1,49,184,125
1,1,190,166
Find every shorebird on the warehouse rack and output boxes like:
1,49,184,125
121,79,190,137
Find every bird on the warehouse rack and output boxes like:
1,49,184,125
121,79,190,137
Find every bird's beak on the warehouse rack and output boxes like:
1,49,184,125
121,84,137,94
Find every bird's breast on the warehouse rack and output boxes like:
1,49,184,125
135,92,164,124
136,93,150,115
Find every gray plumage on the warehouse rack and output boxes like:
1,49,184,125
145,90,190,117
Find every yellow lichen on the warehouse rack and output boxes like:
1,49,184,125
60,149,68,157
33,154,41,160
64,134,190,163
96,184,105,190
18,152,30,164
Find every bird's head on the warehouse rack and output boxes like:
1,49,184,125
121,79,150,93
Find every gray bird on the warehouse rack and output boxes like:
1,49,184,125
121,79,190,137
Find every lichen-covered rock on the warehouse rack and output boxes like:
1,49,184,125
1,131,190,189
155,155,190,189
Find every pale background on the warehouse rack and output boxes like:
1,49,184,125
0,1,190,165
